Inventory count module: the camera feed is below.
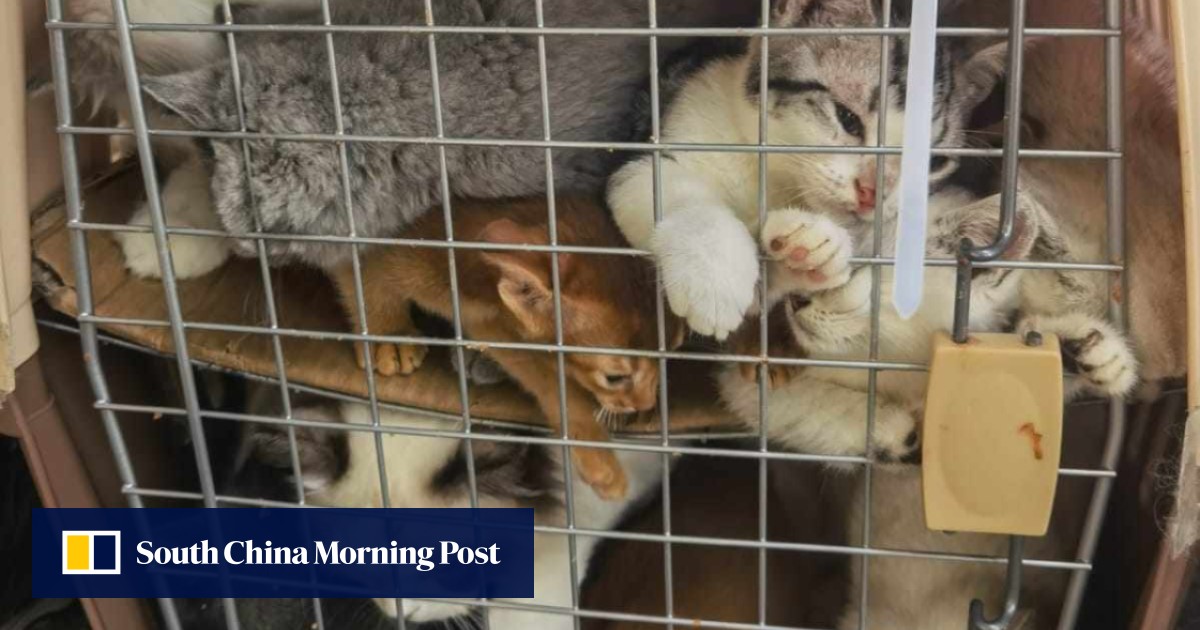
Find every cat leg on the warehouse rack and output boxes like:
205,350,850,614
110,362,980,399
1016,313,1137,399
115,156,231,279
717,366,920,463
489,349,627,500
785,266,875,352
328,261,429,377
608,156,759,340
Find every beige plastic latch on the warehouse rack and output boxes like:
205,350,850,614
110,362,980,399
922,331,1063,536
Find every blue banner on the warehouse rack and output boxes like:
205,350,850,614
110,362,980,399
33,508,534,598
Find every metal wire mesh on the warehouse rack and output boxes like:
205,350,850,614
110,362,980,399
40,0,1127,628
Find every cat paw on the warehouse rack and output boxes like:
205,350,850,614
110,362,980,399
1018,314,1138,398
762,209,853,293
116,157,230,280
356,341,428,377
451,349,509,385
115,203,231,280
806,267,873,315
871,406,921,464
738,361,800,389
573,447,628,500
652,209,759,341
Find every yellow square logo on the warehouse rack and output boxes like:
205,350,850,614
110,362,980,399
62,531,121,575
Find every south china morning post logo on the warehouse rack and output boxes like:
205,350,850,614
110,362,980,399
62,531,121,575
34,508,534,599
134,537,500,571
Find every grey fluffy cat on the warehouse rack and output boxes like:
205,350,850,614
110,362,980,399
127,0,754,272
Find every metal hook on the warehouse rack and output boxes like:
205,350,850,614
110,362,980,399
956,7,1033,627
950,0,1029,343
968,536,1025,630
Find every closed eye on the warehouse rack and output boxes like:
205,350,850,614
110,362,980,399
604,373,631,387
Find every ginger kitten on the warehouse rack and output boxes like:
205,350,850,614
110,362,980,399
329,197,682,501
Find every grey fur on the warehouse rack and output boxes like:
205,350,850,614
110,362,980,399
141,0,755,268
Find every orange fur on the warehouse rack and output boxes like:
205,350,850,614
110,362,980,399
329,196,681,500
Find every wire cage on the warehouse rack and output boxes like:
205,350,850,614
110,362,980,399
33,0,1158,629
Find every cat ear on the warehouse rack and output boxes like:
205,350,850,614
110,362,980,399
477,219,574,337
955,41,1009,111
142,64,232,130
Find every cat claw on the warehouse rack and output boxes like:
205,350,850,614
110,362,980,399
1017,314,1137,398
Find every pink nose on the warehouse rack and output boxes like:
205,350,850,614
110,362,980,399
854,179,876,212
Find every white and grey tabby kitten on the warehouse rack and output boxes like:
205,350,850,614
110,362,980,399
721,187,1137,462
242,397,664,629
607,0,1000,340
607,0,1136,460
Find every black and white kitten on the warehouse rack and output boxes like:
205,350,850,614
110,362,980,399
240,394,664,629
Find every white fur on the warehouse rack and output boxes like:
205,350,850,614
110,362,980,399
311,403,664,629
760,208,856,304
1016,313,1139,399
721,185,1139,464
608,57,874,340
114,157,232,280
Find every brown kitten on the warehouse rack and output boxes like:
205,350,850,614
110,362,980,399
329,196,683,500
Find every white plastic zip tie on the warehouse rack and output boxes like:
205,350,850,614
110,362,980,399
892,0,940,319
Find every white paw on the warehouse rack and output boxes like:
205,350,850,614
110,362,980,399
872,405,920,464
115,203,230,280
651,209,759,341
115,158,230,280
1018,314,1138,398
761,209,853,293
807,267,873,316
